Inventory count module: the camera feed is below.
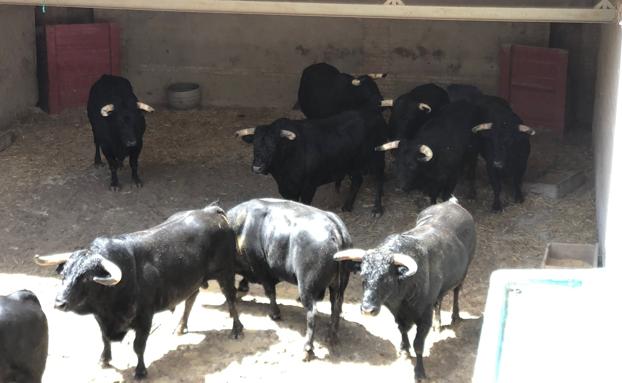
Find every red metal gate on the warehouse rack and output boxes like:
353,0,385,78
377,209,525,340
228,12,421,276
499,44,568,136
42,23,120,114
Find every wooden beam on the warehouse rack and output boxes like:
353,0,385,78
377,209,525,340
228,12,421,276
0,0,617,23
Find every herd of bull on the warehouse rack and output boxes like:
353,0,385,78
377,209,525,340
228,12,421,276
0,62,536,382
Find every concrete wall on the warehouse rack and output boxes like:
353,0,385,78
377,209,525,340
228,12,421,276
94,10,549,107
593,24,621,267
0,5,37,129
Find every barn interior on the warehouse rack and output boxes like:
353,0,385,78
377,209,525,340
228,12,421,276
0,1,618,382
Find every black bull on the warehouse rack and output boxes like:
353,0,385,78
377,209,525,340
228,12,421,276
35,205,243,380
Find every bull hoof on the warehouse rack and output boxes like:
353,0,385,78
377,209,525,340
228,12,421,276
99,359,112,368
109,185,120,192
229,321,244,339
451,315,463,326
175,324,187,336
302,349,315,362
341,205,353,213
94,160,105,168
237,279,250,293
415,366,427,381
399,350,411,359
134,368,148,380
515,194,525,204
133,178,143,188
269,312,282,321
371,207,383,218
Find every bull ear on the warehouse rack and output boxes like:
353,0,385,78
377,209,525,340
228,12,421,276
393,253,418,278
100,104,114,117
280,130,297,140
93,258,122,286
333,248,366,262
518,124,535,136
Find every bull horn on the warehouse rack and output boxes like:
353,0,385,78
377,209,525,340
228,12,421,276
333,248,366,262
280,130,297,140
419,145,433,162
393,253,418,277
34,252,72,266
352,79,361,86
472,123,493,133
518,124,535,136
367,73,387,79
93,258,122,286
100,104,114,117
418,103,432,113
137,102,155,112
235,128,256,138
380,99,394,107
375,140,400,152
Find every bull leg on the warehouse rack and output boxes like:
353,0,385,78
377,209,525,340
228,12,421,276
237,277,250,293
217,275,244,339
299,291,318,361
129,145,143,188
397,320,413,358
464,152,478,200
175,290,199,335
372,158,385,217
327,264,350,345
342,174,363,212
513,169,525,204
262,282,281,321
300,186,317,206
451,284,462,325
413,309,433,380
133,314,153,380
100,146,120,191
486,164,503,212
433,296,443,332
93,138,104,167
95,317,112,368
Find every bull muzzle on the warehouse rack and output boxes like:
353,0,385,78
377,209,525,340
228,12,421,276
360,304,380,317
493,160,504,169
125,140,138,147
252,165,267,175
54,298,68,311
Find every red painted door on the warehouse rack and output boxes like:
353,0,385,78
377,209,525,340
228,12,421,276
499,44,568,136
45,23,120,114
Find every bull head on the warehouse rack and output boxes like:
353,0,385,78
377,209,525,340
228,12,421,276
518,124,536,136
418,145,433,162
418,103,432,113
375,140,400,152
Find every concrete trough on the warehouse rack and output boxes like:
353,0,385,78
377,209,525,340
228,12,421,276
542,242,598,269
524,169,586,199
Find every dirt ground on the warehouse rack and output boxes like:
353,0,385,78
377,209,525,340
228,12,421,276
0,106,596,383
